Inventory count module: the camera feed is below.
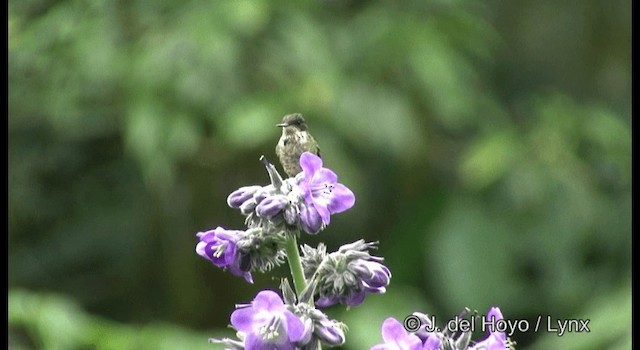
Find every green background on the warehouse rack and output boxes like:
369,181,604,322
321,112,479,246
9,0,631,349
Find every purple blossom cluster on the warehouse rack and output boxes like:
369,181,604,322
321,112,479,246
212,287,347,350
196,152,356,283
196,152,388,349
194,148,516,349
226,153,354,235
371,307,514,350
301,240,391,307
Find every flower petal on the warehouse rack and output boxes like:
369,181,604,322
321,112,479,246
214,230,238,242
343,290,366,306
283,310,305,342
380,318,405,343
487,307,504,323
315,203,331,225
252,290,285,312
311,168,338,187
195,241,209,259
230,307,256,332
223,242,238,266
487,307,506,341
469,308,508,350
196,230,216,243
300,152,322,177
327,183,355,214
379,318,423,350
423,336,442,350
315,295,339,308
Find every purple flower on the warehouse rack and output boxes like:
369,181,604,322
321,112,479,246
370,317,424,350
230,290,306,350
469,307,508,350
196,227,253,283
298,152,355,227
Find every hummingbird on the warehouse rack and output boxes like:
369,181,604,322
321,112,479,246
275,113,321,177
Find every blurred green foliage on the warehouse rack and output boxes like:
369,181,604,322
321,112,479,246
9,0,630,349
10,289,223,350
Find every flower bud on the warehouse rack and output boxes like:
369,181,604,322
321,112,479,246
239,198,258,215
351,260,391,288
227,186,262,208
253,190,268,204
299,203,323,235
284,205,298,225
315,319,346,346
255,195,288,218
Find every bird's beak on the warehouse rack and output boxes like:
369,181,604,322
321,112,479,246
276,123,287,127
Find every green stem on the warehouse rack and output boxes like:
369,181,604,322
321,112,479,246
284,232,322,350
284,233,307,296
